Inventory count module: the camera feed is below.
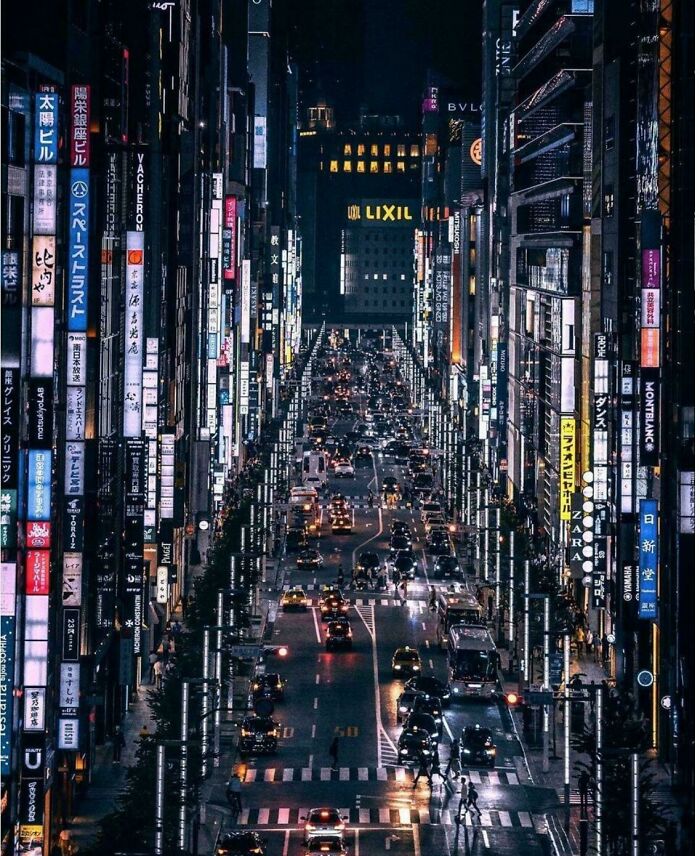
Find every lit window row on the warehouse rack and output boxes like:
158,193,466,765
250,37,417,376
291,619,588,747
329,160,407,173
341,143,419,157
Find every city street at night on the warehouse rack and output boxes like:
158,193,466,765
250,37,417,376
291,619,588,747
1,2,694,855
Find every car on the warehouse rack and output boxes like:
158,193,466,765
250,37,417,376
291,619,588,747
303,839,347,856
333,460,355,478
392,553,417,580
331,514,352,534
412,694,444,733
397,727,433,765
433,555,462,580
339,403,353,416
404,709,441,741
282,587,310,610
390,520,411,537
392,646,422,677
396,688,426,723
427,533,452,556
355,551,381,577
354,451,373,468
390,534,412,555
319,594,349,620
382,476,401,498
297,549,324,570
330,494,349,510
420,502,443,521
459,724,497,768
286,527,309,553
325,618,353,651
302,808,349,842
404,675,451,705
238,716,279,755
251,673,287,701
216,831,267,855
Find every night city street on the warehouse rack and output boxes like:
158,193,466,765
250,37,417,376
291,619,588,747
0,1,695,855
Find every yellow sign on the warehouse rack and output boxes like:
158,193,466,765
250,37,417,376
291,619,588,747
347,203,414,222
469,138,482,166
560,417,576,521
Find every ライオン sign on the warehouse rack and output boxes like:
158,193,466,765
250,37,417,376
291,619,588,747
347,202,414,222
559,417,576,521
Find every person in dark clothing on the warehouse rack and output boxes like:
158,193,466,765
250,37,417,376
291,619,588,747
466,781,481,816
578,771,591,811
430,747,448,785
444,738,461,779
329,735,340,769
226,773,242,813
112,725,126,764
412,757,432,790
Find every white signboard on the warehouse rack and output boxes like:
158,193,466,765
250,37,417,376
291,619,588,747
123,232,145,437
32,164,58,235
66,333,87,386
156,566,169,604
58,717,80,750
241,260,251,344
59,662,80,711
23,687,46,732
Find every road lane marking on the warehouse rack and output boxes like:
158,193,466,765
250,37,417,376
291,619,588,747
359,808,370,824
311,607,322,644
428,659,433,669
283,768,293,781
239,808,249,825
395,767,406,782
264,768,275,782
245,769,256,783
376,767,388,781
354,828,360,856
482,830,491,848
421,622,426,631
379,808,391,824
412,823,422,856
282,829,290,856
313,697,318,709
311,724,316,738
358,767,368,780
507,771,519,785
315,674,320,684
398,808,411,825
303,766,312,780
488,771,500,785
340,767,350,780
321,768,331,780
424,640,430,648
258,808,269,825
498,811,511,826
278,808,290,825
442,717,454,741
480,811,492,826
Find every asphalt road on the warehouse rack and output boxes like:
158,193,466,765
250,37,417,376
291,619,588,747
212,403,557,855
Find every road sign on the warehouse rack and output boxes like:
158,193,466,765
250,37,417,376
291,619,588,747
227,644,261,659
637,670,654,688
523,688,554,706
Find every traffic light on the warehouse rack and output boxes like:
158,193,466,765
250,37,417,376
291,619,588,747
504,691,523,708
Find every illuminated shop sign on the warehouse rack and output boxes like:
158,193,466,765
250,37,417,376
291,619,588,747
27,450,52,521
32,165,57,235
638,499,658,620
31,236,56,307
70,84,90,167
347,202,416,223
34,92,58,164
559,417,576,521
67,168,90,330
123,232,145,437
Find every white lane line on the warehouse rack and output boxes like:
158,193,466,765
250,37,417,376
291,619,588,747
398,808,411,825
282,829,290,856
379,808,391,824
283,768,293,781
354,828,360,856
312,607,322,644
359,808,370,824
482,830,491,848
303,765,312,780
278,808,290,825
507,771,519,785
428,659,434,670
321,768,331,781
412,822,422,856
316,674,320,685
313,697,319,709
264,768,275,782
258,808,270,825
311,724,316,738
421,622,426,631
442,717,454,741
498,810,512,826
424,640,430,649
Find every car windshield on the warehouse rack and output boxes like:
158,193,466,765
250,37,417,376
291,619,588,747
396,650,418,662
463,728,492,746
244,718,273,730
309,809,341,824
453,650,497,680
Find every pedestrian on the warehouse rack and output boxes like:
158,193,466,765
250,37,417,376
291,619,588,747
444,738,461,779
412,756,432,790
575,626,585,657
153,658,164,690
329,734,340,769
578,770,590,810
139,724,150,741
148,649,158,684
112,725,126,764
400,579,408,606
457,777,469,818
430,747,448,786
59,830,77,856
367,490,374,508
226,772,243,813
50,836,63,856
167,635,176,656
172,619,182,636
466,781,481,816
428,586,437,612
592,632,602,664
585,627,594,655
601,633,609,664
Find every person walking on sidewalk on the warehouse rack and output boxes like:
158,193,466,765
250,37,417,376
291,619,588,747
575,626,585,657
444,738,461,779
400,578,408,606
593,632,602,664
148,649,158,684
412,756,432,791
153,658,164,690
578,770,591,813
466,781,482,817
428,586,437,612
226,772,243,813
329,734,340,769
457,778,469,818
112,725,126,764
585,627,594,655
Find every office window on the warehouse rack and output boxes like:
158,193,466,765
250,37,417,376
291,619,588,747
383,144,391,156
604,185,614,216
370,144,379,156
373,273,378,280
396,161,405,172
343,143,352,155
410,144,420,157
343,160,352,172
370,161,379,173
383,161,392,173
357,161,366,173
397,144,406,157
357,144,365,156
330,160,339,172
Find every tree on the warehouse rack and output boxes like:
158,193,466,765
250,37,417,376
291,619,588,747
572,687,669,855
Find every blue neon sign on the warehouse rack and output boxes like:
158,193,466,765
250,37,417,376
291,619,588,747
34,92,59,164
638,499,658,620
67,168,90,331
27,449,52,521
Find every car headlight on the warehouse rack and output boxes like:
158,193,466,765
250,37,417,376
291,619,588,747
400,749,408,755
487,748,496,755
413,665,420,671
394,665,401,670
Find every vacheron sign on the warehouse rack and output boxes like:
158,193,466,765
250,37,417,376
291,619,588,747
347,201,417,225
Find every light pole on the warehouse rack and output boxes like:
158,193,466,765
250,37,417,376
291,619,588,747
594,685,603,855
542,595,551,773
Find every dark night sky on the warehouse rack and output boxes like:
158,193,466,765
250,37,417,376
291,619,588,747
284,0,483,128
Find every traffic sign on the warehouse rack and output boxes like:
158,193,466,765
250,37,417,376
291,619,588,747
637,670,654,688
523,688,554,706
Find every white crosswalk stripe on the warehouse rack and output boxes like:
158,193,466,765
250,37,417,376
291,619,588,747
240,766,519,784
233,807,537,828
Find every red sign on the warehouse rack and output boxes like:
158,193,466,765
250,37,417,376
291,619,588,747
223,197,236,280
70,84,91,167
26,550,50,595
640,328,660,368
26,521,52,549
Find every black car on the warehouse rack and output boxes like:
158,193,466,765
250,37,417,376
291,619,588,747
389,533,411,552
356,551,381,576
459,725,497,768
404,710,441,741
297,549,324,570
405,675,451,705
319,594,349,620
325,618,353,651
427,534,452,556
412,695,443,734
251,673,286,701
393,553,417,580
238,716,279,755
217,831,267,855
396,688,425,723
382,476,400,496
390,520,411,537
286,527,309,553
397,727,433,765
433,555,462,580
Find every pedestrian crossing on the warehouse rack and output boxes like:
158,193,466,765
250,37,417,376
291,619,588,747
241,766,520,785
235,805,535,828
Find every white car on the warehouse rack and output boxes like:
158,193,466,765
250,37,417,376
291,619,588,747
333,460,355,478
302,808,349,842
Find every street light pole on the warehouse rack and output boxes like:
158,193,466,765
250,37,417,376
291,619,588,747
594,685,603,855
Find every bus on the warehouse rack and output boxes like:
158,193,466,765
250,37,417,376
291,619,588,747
290,486,320,530
302,451,327,488
436,592,484,646
446,623,500,700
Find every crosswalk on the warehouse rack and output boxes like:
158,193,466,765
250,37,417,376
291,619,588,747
235,805,535,828
241,766,520,785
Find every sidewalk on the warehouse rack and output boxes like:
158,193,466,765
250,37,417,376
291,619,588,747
500,650,684,855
